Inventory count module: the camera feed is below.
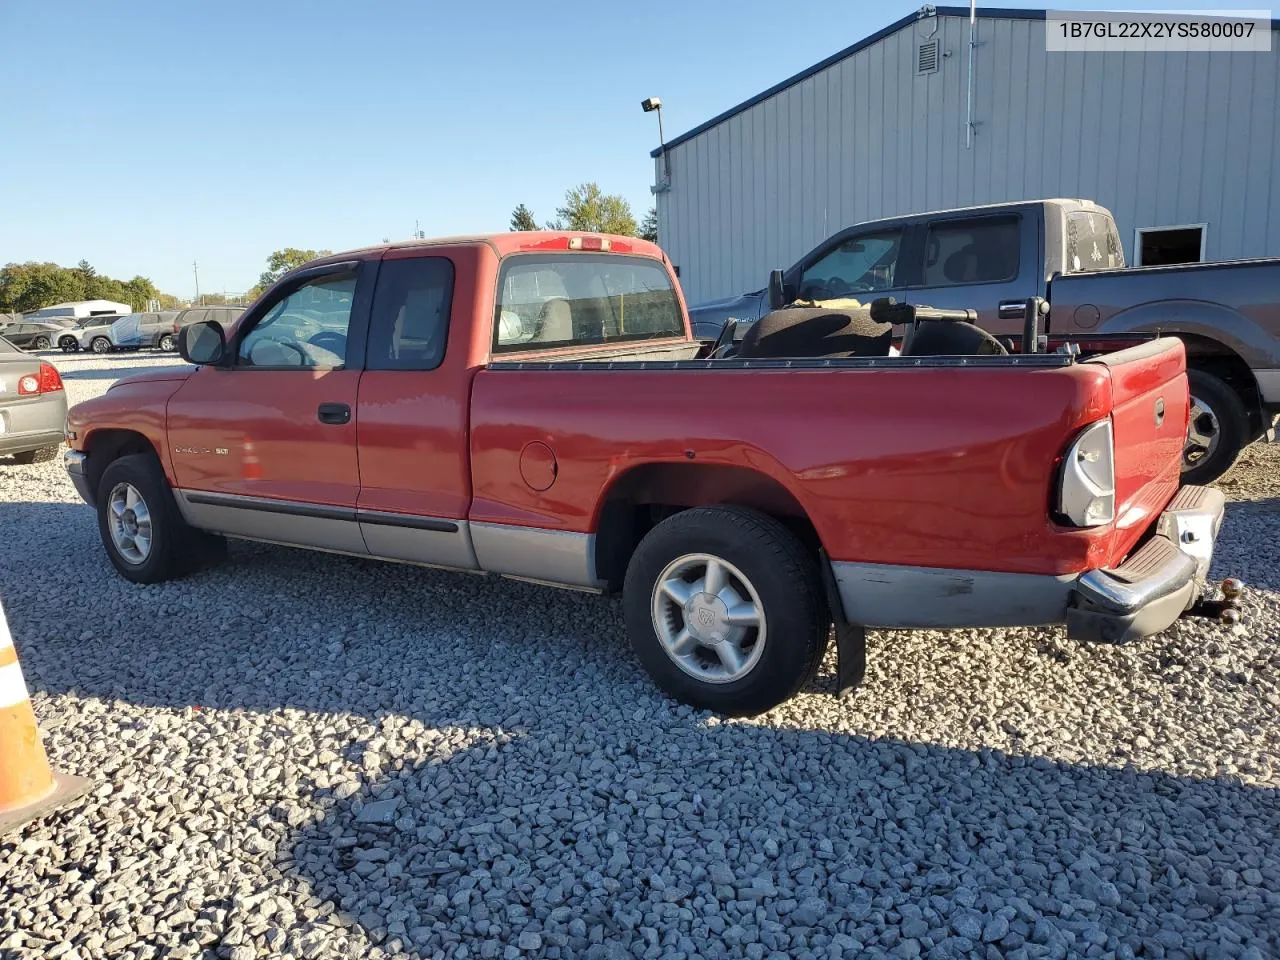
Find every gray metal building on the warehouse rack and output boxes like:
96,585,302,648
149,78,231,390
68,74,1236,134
652,6,1280,306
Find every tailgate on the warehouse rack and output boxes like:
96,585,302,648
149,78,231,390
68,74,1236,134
1084,338,1187,563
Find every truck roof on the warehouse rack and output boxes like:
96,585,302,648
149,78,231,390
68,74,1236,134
310,231,668,267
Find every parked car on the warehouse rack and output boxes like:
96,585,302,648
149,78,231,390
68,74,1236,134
689,198,1280,485
109,312,182,352
59,315,127,354
0,335,66,463
5,319,78,351
63,231,1236,716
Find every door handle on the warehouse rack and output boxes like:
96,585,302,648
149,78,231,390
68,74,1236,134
317,402,351,425
998,300,1027,319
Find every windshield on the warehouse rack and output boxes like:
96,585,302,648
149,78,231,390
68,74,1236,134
493,254,683,352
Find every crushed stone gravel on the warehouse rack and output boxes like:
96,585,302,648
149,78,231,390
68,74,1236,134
0,349,1277,959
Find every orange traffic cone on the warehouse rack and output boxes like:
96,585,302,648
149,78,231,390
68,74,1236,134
0,599,91,836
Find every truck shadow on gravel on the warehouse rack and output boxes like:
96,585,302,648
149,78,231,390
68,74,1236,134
7,500,1280,958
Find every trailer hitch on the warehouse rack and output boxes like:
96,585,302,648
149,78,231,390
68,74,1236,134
1183,578,1245,625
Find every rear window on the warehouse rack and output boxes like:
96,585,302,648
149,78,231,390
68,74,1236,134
493,254,683,353
1066,211,1126,273
921,215,1021,287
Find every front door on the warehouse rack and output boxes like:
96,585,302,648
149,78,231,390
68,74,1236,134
166,261,374,554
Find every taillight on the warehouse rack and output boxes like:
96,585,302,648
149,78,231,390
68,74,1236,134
18,362,64,396
568,236,611,251
1057,418,1115,527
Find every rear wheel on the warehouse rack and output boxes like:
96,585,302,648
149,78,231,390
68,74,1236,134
33,335,51,350
96,453,226,583
623,506,828,716
10,444,60,465
158,334,176,351
91,336,112,354
1182,368,1247,486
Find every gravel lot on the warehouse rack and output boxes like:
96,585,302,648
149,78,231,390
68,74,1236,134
1,350,1278,960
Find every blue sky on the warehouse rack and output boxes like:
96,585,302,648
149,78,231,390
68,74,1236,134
1,0,1209,298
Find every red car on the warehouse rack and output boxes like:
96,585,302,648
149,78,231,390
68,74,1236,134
63,232,1236,715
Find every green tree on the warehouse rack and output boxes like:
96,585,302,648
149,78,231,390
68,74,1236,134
553,182,637,236
639,207,658,243
0,261,175,314
509,204,539,231
258,247,331,290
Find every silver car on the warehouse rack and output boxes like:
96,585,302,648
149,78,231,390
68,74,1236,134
0,336,67,463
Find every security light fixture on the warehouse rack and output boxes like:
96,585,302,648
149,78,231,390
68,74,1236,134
642,97,670,194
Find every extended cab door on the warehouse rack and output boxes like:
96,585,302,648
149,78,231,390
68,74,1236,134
903,211,1041,341
353,248,479,571
165,260,375,554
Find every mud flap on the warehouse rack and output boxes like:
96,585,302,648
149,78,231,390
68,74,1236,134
819,550,867,697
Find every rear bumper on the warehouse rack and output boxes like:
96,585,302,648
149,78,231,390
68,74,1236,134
0,430,63,458
830,485,1228,643
1066,485,1225,644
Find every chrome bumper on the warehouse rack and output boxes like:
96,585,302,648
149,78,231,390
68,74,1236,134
64,449,95,506
1067,485,1226,644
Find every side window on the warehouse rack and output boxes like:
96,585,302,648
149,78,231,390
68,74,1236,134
493,255,683,353
237,274,356,369
366,257,454,371
798,230,902,300
920,216,1020,287
183,310,207,327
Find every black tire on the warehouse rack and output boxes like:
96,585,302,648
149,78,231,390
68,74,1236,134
59,337,79,353
33,336,51,350
158,334,176,351
10,444,60,465
1183,368,1248,486
623,505,829,716
90,336,112,354
96,453,226,584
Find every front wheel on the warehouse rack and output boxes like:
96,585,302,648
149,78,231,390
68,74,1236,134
158,334,176,351
91,336,112,354
33,336,51,350
59,337,79,353
1182,369,1247,486
96,453,226,583
623,506,829,716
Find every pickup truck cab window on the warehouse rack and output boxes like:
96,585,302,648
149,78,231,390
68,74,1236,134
493,254,683,352
920,216,1020,287
366,257,454,371
798,230,902,300
1066,211,1126,273
237,275,356,369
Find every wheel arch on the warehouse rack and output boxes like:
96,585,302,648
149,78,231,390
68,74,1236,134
82,428,165,505
592,461,823,591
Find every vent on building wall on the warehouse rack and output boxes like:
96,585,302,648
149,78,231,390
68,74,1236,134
916,38,939,75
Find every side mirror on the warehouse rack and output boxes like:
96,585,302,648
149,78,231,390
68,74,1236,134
178,320,227,366
767,269,787,311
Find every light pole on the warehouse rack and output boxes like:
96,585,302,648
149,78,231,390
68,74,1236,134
642,97,670,194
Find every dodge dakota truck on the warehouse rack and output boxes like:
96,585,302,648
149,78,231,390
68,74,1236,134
64,231,1239,715
689,198,1280,486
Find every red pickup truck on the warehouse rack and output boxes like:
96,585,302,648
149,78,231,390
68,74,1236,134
64,231,1237,715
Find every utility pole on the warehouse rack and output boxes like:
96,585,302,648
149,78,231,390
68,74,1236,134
193,260,201,304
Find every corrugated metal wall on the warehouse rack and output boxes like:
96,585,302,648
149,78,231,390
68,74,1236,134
656,15,1280,305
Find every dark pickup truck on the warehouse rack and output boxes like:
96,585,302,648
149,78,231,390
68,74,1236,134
689,198,1280,485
